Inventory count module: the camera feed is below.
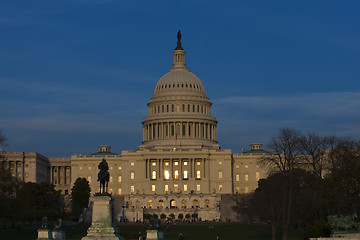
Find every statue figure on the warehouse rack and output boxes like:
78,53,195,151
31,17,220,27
175,30,183,50
41,216,49,229
97,158,110,194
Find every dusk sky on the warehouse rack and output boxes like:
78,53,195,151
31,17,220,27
1,1,360,157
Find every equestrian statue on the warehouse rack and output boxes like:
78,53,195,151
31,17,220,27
97,158,110,194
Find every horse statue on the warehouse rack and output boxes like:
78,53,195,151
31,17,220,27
97,158,110,194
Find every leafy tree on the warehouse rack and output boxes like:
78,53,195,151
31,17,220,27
324,140,360,215
71,177,91,218
143,213,151,220
231,193,256,224
17,182,61,222
191,213,198,221
0,132,20,227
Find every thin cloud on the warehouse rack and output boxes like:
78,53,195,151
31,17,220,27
214,91,360,118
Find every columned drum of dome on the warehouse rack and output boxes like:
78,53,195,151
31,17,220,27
140,34,219,150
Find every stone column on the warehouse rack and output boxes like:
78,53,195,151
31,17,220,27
15,161,18,179
159,159,162,178
203,159,206,178
145,159,148,179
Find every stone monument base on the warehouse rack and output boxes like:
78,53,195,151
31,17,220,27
82,194,122,240
37,229,52,240
146,229,159,240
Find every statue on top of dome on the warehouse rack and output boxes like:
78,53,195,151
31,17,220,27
175,30,183,50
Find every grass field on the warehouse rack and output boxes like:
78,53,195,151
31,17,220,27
0,222,303,240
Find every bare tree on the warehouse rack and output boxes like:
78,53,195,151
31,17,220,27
259,128,303,240
298,133,327,177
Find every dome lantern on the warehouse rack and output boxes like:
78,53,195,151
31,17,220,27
171,30,189,72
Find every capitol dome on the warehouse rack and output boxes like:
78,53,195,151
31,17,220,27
140,32,219,150
153,70,207,98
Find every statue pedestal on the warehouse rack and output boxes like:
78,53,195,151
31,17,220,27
82,195,122,240
146,229,159,240
37,229,52,240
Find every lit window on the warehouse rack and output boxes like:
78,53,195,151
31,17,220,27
152,162,156,166
196,170,201,179
245,187,249,193
196,184,201,192
236,174,240,182
184,184,188,191
147,200,153,208
165,185,169,192
88,166,92,170
183,170,188,179
87,176,91,183
131,162,134,166
165,162,169,166
236,165,239,169
245,164,248,169
235,187,240,193
131,172,135,180
164,170,170,180
110,166,113,170
152,185,156,192
219,161,222,165
183,162,188,166
118,176,122,182
256,165,259,168
79,166,83,170
110,176,113,183
174,170,179,180
219,185,223,191
118,166,122,170
131,185,135,193
174,184,178,193
109,188,113,193
174,161,179,166
152,171,157,179
218,171,223,179
245,174,249,182
196,161,201,166
256,172,260,181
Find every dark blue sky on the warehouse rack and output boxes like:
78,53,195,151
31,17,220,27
1,0,359,156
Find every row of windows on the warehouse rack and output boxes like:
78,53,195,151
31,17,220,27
151,170,201,180
144,199,211,209
235,164,259,169
157,83,202,91
151,103,208,115
235,172,260,182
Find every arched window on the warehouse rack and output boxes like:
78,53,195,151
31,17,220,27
205,199,210,208
152,170,157,180
181,199,187,209
158,200,164,209
170,199,176,208
147,200,153,209
193,199,199,208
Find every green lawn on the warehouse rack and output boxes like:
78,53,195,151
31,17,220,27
0,223,303,240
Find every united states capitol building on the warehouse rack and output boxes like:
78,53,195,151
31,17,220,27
2,34,269,221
